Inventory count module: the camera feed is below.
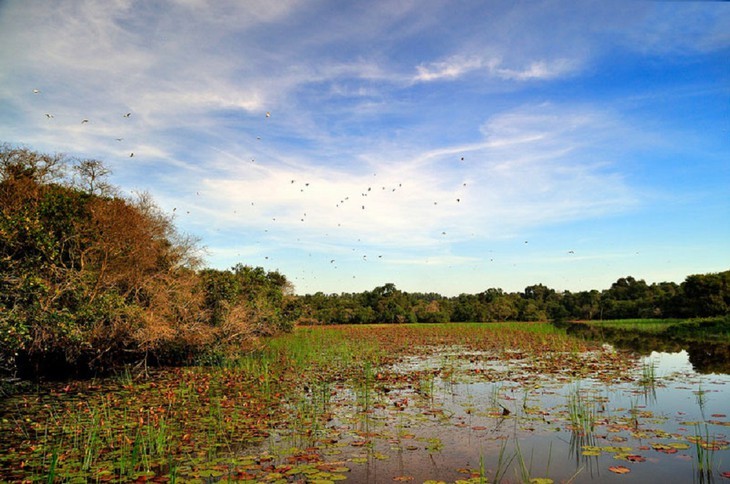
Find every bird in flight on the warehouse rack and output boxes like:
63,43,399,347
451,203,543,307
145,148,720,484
129,153,134,157
45,113,53,118
123,112,131,118
33,89,41,94
266,112,271,117
81,119,89,124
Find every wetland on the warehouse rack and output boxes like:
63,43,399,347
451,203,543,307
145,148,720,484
1,322,729,483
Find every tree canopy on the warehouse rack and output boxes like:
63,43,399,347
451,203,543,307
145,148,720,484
1,145,294,378
292,271,728,326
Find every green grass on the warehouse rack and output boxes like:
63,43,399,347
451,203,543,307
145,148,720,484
586,318,683,332
583,317,730,338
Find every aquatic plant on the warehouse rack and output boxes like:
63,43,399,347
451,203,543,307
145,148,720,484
2,323,726,483
691,422,716,483
567,384,596,436
639,359,658,404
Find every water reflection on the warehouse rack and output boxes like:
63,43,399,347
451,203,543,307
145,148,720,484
252,345,730,483
560,322,730,374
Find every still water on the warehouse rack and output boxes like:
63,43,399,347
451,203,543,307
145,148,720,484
267,346,729,483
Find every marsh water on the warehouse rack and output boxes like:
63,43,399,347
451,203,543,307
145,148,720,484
262,346,729,483
1,324,729,483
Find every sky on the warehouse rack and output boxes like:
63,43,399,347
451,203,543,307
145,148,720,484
0,1,728,296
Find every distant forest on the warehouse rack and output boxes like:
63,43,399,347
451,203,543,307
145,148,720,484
2,145,729,378
295,272,730,326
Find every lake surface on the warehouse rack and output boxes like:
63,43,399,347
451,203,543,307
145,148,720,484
261,346,729,483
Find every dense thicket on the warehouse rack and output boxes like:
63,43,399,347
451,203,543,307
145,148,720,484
0,145,293,378
294,275,730,325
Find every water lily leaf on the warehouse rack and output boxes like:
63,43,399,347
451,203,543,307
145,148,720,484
625,455,646,462
608,465,630,474
668,442,690,450
709,420,730,427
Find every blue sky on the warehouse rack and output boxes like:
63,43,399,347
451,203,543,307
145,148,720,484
1,1,728,296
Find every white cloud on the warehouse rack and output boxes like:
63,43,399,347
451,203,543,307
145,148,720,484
491,58,576,81
413,56,485,82
2,0,726,294
413,55,577,83
173,103,638,262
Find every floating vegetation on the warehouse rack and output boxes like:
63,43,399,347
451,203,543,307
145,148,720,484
1,323,729,482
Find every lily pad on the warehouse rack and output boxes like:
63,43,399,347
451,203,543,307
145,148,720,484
608,465,631,474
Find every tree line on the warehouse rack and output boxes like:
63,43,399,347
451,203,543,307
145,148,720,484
1,145,728,378
291,272,730,326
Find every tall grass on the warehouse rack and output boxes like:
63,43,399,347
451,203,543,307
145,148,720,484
692,423,716,483
639,360,658,404
567,385,596,436
588,318,683,331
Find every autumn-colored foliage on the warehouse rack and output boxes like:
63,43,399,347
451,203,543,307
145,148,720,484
0,144,293,377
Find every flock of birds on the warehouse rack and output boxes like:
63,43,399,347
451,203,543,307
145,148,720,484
36,88,137,158
30,87,579,290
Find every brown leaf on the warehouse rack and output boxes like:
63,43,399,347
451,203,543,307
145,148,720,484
609,465,631,474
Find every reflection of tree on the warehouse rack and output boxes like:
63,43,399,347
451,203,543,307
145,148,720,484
686,341,730,374
558,323,730,374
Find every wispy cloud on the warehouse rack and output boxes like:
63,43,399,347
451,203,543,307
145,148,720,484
413,55,577,83
413,56,485,82
177,102,639,265
490,58,577,81
1,0,727,294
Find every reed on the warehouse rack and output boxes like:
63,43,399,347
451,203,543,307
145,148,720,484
567,385,596,436
639,360,658,404
493,439,517,483
692,422,715,483
640,360,657,386
695,383,707,420
45,447,59,484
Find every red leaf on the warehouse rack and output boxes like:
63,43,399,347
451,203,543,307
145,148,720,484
609,465,631,474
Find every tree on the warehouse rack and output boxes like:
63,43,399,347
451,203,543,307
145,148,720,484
678,272,730,317
72,158,115,196
0,145,295,377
